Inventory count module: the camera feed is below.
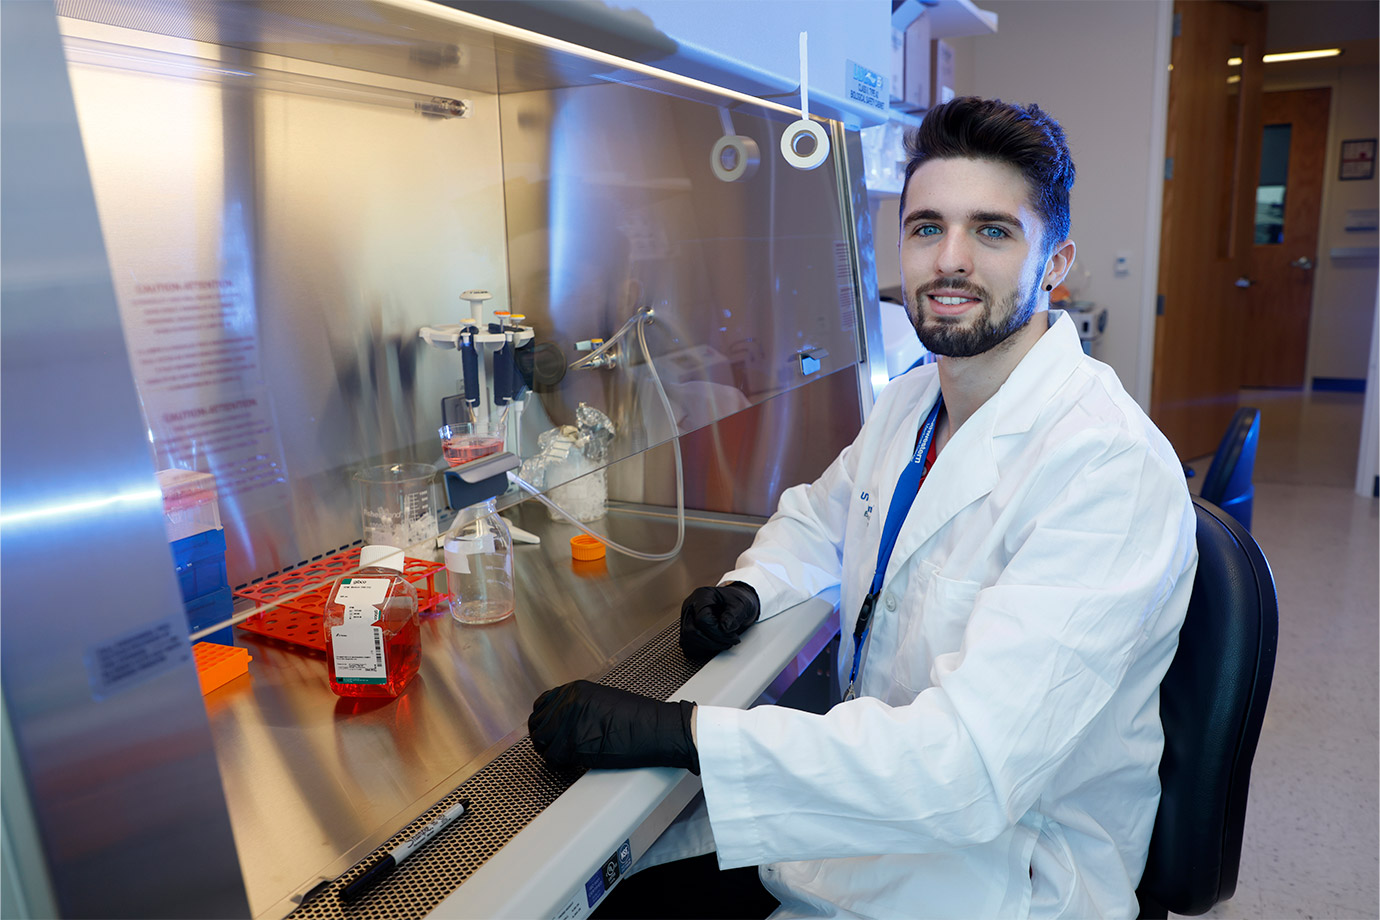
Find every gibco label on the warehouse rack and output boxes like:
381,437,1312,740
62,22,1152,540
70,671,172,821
335,577,388,621
331,578,389,683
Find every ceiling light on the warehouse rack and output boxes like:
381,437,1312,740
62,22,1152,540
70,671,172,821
1225,48,1343,67
1263,48,1342,63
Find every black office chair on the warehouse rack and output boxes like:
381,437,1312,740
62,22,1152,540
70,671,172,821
1136,496,1279,918
1197,408,1261,531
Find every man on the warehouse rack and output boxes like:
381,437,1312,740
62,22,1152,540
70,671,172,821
529,97,1197,919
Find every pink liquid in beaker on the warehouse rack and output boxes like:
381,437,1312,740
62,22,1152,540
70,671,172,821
443,435,505,466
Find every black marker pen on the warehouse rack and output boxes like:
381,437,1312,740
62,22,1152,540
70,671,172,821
341,798,470,904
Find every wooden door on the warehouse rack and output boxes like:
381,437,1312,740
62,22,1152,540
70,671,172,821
1152,1,1267,460
1242,88,1331,387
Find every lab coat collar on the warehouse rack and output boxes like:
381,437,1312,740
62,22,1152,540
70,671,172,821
874,373,993,585
988,310,1084,438
878,311,1084,584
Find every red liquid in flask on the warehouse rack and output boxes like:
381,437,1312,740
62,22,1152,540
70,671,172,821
443,435,504,466
324,562,420,699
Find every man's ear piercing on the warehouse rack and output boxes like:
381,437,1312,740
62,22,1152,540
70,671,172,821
1044,284,1053,291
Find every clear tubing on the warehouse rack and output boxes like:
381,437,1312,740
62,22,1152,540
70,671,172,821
507,311,686,561
569,308,643,370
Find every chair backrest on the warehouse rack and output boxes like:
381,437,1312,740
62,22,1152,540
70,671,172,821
1199,408,1261,530
1136,496,1279,918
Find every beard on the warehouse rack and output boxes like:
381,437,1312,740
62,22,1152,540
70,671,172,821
906,276,1040,358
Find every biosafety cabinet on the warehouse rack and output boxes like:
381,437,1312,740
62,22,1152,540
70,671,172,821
1,2,887,917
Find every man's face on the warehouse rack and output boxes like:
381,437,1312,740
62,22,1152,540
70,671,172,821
899,157,1051,358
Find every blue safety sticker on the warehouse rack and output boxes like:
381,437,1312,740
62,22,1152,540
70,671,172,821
584,869,604,908
585,839,633,909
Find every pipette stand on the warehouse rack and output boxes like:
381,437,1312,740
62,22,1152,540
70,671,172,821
420,290,540,544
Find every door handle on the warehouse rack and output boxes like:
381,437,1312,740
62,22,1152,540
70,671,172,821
1234,277,1252,288
1291,256,1314,270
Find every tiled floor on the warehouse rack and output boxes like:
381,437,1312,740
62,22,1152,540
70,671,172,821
1181,389,1379,919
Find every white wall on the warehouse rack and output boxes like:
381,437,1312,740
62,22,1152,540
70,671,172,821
1358,291,1378,495
947,0,1172,405
1265,49,1380,384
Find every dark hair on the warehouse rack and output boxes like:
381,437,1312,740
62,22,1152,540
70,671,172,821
901,97,1075,250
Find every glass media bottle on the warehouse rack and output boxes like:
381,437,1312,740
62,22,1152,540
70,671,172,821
445,499,515,625
324,544,420,698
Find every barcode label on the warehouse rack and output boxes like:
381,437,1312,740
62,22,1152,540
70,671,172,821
330,624,388,684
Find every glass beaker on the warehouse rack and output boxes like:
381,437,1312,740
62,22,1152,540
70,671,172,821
445,499,514,625
354,463,437,549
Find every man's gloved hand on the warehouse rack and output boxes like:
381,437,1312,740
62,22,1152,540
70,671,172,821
528,680,700,775
679,582,760,657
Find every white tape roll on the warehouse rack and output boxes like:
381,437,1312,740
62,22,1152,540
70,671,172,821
710,134,761,182
780,119,829,170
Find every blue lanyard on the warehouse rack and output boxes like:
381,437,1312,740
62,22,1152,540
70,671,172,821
844,394,944,701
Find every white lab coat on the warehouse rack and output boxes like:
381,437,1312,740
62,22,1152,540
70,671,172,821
696,312,1198,919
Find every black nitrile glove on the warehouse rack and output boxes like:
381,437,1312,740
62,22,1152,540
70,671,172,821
528,680,700,775
679,583,760,657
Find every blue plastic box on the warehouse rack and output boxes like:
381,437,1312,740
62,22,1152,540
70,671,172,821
184,585,234,645
172,528,228,603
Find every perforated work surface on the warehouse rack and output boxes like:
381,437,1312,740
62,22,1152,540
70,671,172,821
288,620,704,919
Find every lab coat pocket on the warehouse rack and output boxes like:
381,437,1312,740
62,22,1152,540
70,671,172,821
894,565,981,694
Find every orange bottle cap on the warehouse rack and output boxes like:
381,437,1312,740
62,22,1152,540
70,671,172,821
570,534,606,561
